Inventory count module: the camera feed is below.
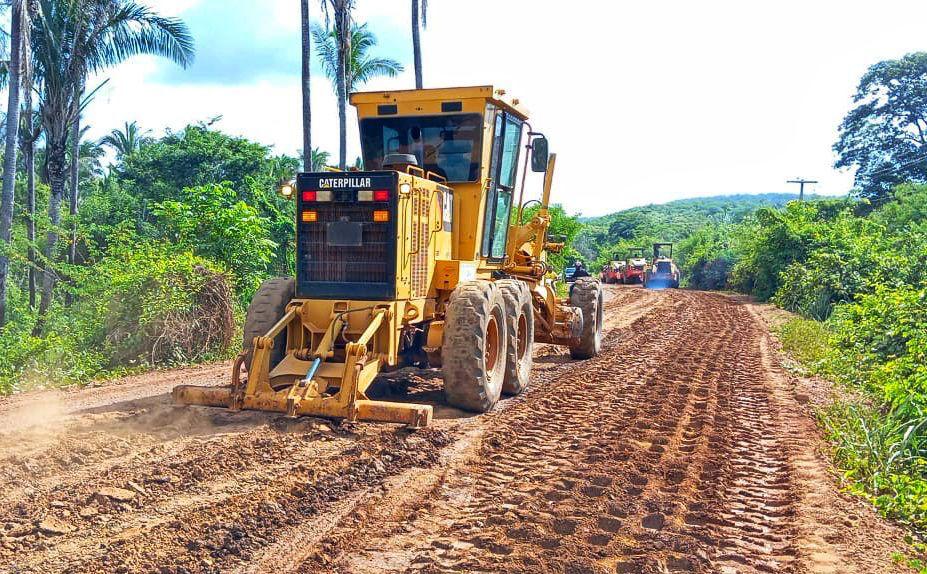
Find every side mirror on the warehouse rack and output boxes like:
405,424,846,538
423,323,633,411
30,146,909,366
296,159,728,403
531,136,549,172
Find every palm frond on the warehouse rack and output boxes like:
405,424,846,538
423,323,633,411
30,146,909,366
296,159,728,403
314,20,402,93
83,2,194,71
311,22,337,82
353,56,402,87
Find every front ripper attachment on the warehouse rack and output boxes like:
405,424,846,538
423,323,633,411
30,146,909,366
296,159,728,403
173,307,433,428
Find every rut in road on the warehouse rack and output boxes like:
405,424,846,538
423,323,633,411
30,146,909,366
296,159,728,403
0,289,647,574
306,291,801,574
0,288,907,574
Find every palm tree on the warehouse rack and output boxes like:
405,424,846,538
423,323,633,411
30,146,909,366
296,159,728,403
19,0,39,309
313,23,404,96
313,20,402,169
78,136,105,178
411,0,426,89
318,0,354,170
300,0,311,172
311,147,330,171
99,120,150,159
67,124,105,266
0,0,25,326
31,0,194,332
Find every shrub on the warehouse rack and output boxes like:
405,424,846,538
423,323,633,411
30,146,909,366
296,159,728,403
821,401,927,537
0,321,106,393
826,286,927,409
64,230,236,369
152,182,276,302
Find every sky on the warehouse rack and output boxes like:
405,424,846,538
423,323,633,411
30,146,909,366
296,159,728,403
81,0,927,216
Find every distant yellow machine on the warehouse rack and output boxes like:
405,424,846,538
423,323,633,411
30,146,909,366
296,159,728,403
173,86,603,427
644,242,680,289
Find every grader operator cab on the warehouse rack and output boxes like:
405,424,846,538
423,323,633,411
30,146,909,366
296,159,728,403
173,86,603,427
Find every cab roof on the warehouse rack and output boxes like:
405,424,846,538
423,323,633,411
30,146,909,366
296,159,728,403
350,85,529,121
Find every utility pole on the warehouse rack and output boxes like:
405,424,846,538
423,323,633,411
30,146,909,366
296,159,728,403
787,178,817,201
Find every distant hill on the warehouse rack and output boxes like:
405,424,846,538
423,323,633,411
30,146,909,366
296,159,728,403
574,193,818,261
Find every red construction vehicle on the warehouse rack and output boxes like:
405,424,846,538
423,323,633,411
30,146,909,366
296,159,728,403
624,248,647,284
600,260,626,284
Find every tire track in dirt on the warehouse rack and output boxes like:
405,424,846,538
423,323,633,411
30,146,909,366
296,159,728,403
299,290,811,574
0,286,656,574
296,289,688,573
1,287,903,574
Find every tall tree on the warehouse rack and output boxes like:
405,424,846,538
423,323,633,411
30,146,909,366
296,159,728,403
835,52,927,205
0,0,24,326
31,0,194,332
411,0,426,89
313,23,403,93
319,0,354,170
68,115,79,265
20,0,38,308
300,0,311,172
99,120,149,158
313,20,402,169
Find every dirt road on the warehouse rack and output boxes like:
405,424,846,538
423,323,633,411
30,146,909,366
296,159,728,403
0,287,908,573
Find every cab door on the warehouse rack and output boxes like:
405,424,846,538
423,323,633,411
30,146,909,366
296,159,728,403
480,111,523,263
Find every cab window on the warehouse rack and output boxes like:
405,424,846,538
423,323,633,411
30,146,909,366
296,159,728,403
481,112,523,259
359,114,482,182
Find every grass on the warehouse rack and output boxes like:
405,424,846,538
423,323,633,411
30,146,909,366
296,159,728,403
776,317,831,371
776,317,927,571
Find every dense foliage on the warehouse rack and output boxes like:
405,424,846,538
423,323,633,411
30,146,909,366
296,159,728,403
0,124,298,393
579,183,927,544
835,52,927,204
576,193,807,290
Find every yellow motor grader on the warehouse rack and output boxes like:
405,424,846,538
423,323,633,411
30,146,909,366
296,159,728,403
173,86,603,427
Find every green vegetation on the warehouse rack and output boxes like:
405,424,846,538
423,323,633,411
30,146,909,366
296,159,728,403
576,193,805,287
578,169,927,547
655,188,927,543
0,123,296,394
835,52,927,204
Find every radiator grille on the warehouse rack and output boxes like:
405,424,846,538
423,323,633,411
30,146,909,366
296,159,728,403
299,204,390,284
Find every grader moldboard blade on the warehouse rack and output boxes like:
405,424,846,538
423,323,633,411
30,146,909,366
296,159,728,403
172,307,433,428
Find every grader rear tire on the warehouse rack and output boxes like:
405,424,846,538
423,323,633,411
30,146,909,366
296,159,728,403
496,279,534,396
569,277,603,359
243,277,295,375
442,280,508,412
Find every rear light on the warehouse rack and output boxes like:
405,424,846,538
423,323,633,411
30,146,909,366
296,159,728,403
373,210,389,222
302,210,318,223
358,189,390,202
302,190,332,202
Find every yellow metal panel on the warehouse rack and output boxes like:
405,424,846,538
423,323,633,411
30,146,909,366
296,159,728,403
432,260,477,292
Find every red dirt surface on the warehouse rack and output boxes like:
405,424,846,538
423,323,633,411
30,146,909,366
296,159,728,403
0,287,908,573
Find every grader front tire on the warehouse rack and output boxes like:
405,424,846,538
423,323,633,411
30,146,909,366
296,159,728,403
569,278,603,359
242,277,295,374
442,280,508,413
497,279,534,396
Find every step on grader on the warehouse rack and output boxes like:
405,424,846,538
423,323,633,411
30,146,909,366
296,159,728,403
173,86,604,427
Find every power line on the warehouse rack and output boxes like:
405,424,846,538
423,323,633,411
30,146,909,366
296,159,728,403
787,178,818,201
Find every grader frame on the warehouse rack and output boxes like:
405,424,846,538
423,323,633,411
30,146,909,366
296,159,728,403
173,86,601,427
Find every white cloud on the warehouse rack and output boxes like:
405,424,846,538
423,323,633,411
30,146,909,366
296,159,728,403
85,0,927,215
